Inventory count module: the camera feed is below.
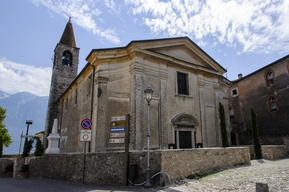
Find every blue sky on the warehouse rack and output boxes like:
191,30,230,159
0,0,288,96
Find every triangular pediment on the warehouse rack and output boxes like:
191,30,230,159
87,37,226,74
148,45,213,69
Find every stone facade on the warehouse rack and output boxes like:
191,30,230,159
57,37,231,153
228,55,289,146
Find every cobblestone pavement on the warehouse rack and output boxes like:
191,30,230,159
161,158,289,192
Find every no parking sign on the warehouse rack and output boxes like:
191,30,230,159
80,118,92,141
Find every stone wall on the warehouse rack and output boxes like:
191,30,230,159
262,145,287,159
27,151,162,185
161,147,250,181
0,157,24,177
0,148,250,185
0,158,13,177
248,145,287,159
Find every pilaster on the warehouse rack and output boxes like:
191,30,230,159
198,74,207,147
159,63,169,149
93,75,109,152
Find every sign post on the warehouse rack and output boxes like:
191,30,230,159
81,118,92,184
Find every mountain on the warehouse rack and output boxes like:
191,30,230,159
0,90,11,99
0,91,48,154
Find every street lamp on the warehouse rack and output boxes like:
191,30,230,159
25,120,33,143
144,86,153,188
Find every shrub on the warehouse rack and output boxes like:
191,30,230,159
218,102,230,147
34,137,44,156
22,138,34,157
250,106,262,159
5,163,13,173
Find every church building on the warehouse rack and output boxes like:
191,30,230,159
44,18,231,153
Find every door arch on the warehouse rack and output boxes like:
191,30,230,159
171,113,198,149
230,129,239,146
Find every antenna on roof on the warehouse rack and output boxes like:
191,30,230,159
226,68,228,79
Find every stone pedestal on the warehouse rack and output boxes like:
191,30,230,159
45,119,60,154
256,182,269,192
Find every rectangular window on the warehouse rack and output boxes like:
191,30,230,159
231,88,238,97
177,72,188,95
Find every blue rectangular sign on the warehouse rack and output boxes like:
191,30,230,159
111,127,125,132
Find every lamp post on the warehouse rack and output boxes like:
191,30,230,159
23,120,33,154
144,86,153,188
25,120,33,144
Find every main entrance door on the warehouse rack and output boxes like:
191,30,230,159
179,131,192,148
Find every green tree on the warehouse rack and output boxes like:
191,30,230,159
34,137,44,156
250,106,262,159
0,107,12,158
22,137,34,157
218,102,230,147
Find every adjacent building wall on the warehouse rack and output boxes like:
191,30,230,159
228,56,289,145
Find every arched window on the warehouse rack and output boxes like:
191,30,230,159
268,95,278,111
264,70,274,87
171,113,198,149
62,51,72,66
267,72,273,86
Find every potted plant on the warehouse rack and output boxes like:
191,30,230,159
20,164,29,178
5,163,13,177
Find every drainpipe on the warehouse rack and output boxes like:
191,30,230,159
89,63,95,152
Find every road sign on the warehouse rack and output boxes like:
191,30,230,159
111,116,126,121
111,127,125,132
110,122,125,128
110,132,125,137
109,138,125,143
80,130,91,141
81,119,92,129
20,135,34,138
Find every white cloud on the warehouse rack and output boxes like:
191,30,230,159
126,0,289,54
30,0,120,44
198,40,207,47
0,58,52,96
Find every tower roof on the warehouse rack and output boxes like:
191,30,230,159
59,17,76,47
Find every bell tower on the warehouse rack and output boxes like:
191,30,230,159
44,17,79,148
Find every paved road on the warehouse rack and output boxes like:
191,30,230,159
0,177,163,192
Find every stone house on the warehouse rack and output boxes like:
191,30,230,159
228,55,289,146
44,18,231,153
